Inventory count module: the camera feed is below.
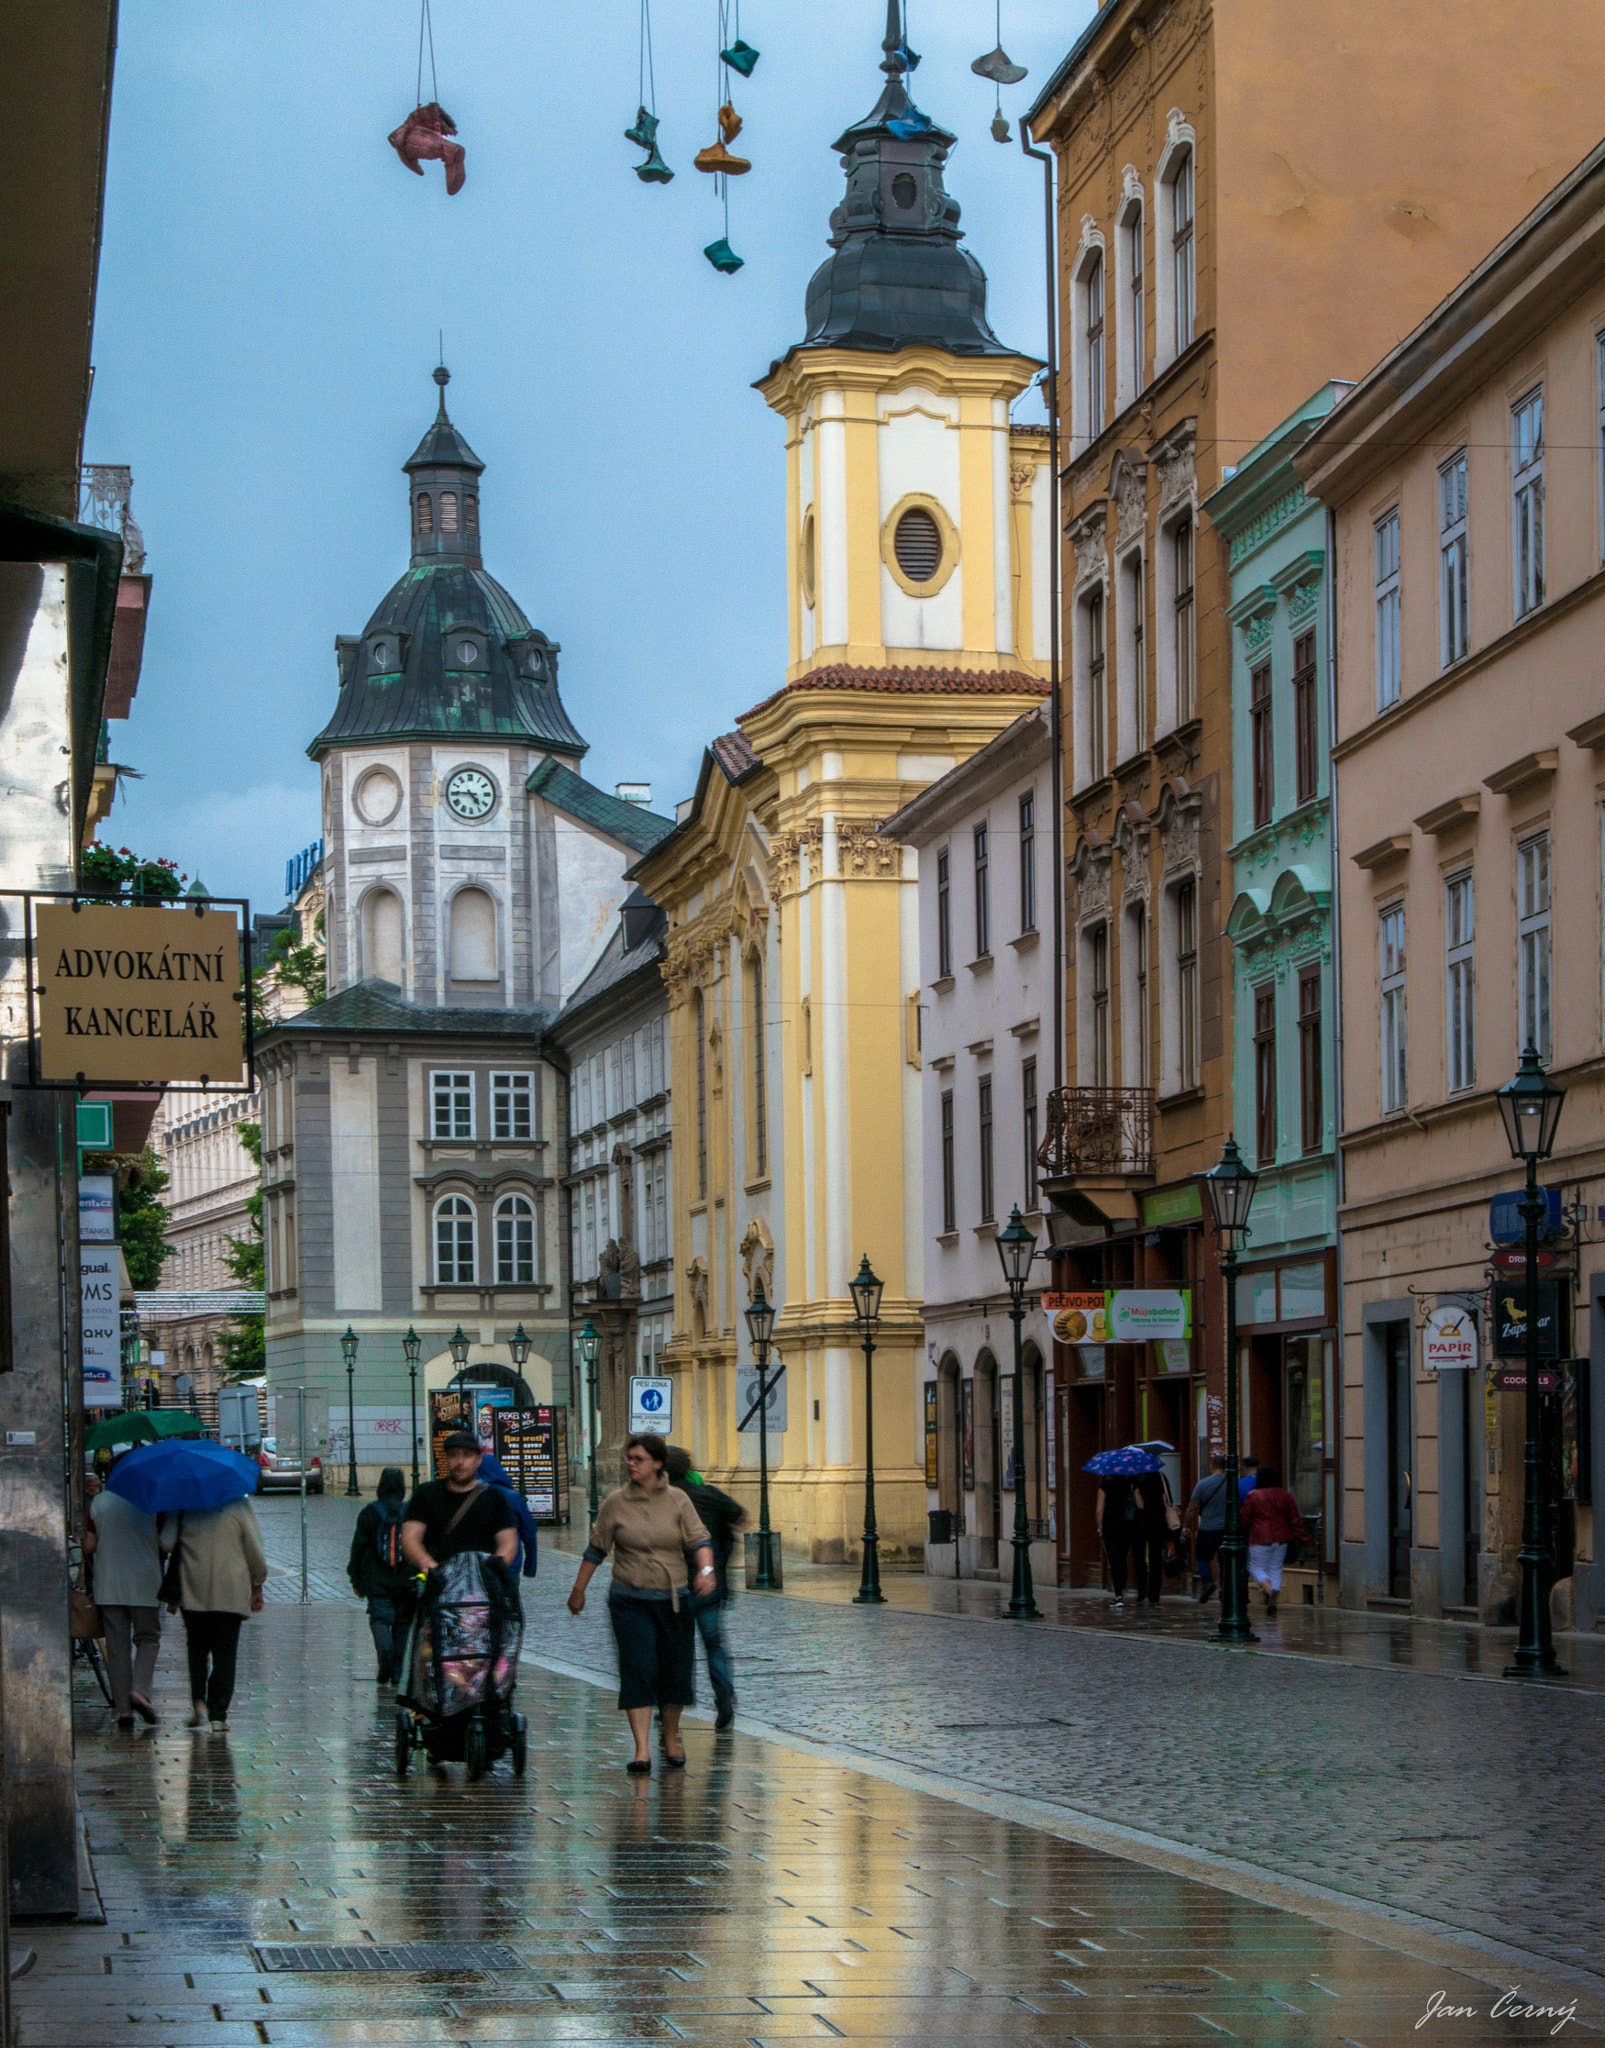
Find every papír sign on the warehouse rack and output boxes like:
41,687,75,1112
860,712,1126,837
1423,1304,1478,1371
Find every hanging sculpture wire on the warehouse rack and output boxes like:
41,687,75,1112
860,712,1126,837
971,0,1027,142
626,0,674,183
699,0,754,274
389,0,466,194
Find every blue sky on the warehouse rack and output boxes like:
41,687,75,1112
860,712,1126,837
85,0,1089,912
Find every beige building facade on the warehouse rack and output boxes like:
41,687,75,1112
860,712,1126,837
1298,140,1605,1628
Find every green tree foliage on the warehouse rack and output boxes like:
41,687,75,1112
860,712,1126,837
253,913,326,1032
219,1121,265,1382
81,1146,171,1290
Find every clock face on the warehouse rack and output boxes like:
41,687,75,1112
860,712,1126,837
445,768,495,821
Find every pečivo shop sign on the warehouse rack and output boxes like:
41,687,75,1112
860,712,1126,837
34,902,247,1086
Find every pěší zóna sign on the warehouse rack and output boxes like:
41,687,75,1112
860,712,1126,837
35,902,246,1086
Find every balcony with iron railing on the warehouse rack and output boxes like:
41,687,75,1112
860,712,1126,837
1036,1086,1155,1225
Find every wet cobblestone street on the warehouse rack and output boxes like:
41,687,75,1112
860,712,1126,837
25,1497,1601,2045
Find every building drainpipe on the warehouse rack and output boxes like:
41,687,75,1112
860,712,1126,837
1020,124,1064,1098
1325,499,1346,1607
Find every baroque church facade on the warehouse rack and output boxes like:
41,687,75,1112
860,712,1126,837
257,373,671,1478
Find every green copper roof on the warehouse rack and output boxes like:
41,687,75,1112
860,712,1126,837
261,978,552,1041
526,757,676,852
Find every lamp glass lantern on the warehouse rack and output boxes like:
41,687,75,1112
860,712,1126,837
577,1321,600,1371
995,1206,1037,1292
849,1255,884,1329
1497,1044,1566,1162
402,1326,421,1369
340,1325,359,1369
744,1282,776,1352
508,1322,531,1370
1203,1135,1259,1246
448,1324,471,1368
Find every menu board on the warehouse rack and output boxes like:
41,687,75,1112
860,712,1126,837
428,1389,470,1479
493,1405,571,1525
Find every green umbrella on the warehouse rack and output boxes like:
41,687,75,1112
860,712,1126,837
85,1411,207,1454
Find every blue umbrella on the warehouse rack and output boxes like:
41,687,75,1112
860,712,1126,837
1082,1446,1164,1476
105,1437,260,1512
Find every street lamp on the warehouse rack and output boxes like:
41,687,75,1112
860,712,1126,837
508,1322,531,1376
449,1324,471,1369
578,1319,601,1518
402,1325,422,1491
1496,1043,1567,1680
995,1207,1042,1620
849,1254,886,1606
1203,1136,1259,1646
744,1281,779,1589
340,1325,360,1497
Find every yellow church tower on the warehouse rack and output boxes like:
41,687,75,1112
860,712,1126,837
636,1,1052,1563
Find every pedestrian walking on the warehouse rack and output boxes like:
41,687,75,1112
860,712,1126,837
566,1433,715,1774
1094,1473,1144,1608
164,1496,268,1730
479,1451,540,1580
1183,1452,1230,1602
665,1445,744,1730
85,1482,164,1727
346,1467,418,1685
1240,1467,1310,1616
1238,1454,1261,1500
1130,1443,1180,1608
401,1432,519,1571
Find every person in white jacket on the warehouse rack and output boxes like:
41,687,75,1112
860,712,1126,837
85,1486,164,1728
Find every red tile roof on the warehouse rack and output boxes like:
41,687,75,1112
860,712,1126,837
740,664,1048,723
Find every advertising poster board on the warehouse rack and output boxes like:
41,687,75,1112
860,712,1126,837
1493,1281,1560,1358
493,1405,571,1525
924,1382,938,1487
79,1244,120,1409
428,1388,469,1478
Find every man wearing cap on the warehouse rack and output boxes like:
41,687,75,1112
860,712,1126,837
402,1430,519,1573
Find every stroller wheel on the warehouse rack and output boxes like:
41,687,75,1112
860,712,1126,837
464,1712,487,1782
510,1713,528,1778
394,1709,411,1777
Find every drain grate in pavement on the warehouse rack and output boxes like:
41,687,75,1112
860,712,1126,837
254,1943,526,1974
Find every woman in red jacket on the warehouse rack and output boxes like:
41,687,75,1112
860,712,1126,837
1240,1467,1310,1617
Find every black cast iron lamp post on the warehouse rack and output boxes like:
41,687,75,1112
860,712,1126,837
449,1324,471,1370
744,1281,779,1589
1203,1136,1259,1646
578,1319,601,1518
403,1325,421,1491
850,1254,886,1605
508,1322,531,1377
1497,1043,1567,1680
995,1207,1043,1620
340,1325,360,1497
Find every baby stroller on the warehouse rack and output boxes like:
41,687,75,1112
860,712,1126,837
394,1550,527,1780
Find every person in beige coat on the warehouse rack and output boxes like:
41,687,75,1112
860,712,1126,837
166,1497,268,1728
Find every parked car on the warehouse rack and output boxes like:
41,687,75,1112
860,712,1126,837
257,1437,324,1494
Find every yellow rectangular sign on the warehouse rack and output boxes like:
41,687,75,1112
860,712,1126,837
36,902,246,1086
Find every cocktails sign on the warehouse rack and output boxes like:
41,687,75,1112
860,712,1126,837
35,903,246,1086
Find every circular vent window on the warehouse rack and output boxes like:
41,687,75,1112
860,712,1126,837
893,507,944,583
891,172,918,210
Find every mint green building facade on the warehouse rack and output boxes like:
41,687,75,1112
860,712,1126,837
1202,385,1349,1590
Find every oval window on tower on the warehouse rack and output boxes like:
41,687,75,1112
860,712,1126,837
800,509,817,610
892,172,918,210
893,506,943,583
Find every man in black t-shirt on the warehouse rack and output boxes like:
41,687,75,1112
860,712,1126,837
402,1431,518,1570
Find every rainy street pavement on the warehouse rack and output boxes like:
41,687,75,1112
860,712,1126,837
23,1493,1603,2046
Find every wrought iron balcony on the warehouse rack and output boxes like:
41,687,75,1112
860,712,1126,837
1037,1086,1155,1181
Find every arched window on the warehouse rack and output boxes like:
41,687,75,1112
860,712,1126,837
1084,250,1105,437
440,491,459,533
1127,206,1144,394
362,887,404,985
416,492,433,534
449,887,498,982
494,1193,536,1285
434,1195,475,1284
1170,148,1195,356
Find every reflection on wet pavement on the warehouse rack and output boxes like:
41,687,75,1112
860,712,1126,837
28,1598,1598,2046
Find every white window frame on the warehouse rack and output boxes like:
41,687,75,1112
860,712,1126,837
1158,875,1200,1096
494,1191,536,1285
1089,921,1112,1087
1114,186,1145,412
491,1069,535,1140
1084,249,1106,440
1439,450,1468,668
1154,117,1198,375
1374,508,1401,711
1153,508,1194,736
1117,544,1146,762
1517,832,1551,1062
433,1193,476,1284
1121,898,1149,1089
431,1069,474,1141
1444,869,1475,1095
1068,228,1108,455
1379,904,1407,1114
1512,387,1545,620
1074,581,1110,789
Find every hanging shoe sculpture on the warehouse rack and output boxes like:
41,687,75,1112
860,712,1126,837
388,101,466,194
719,37,760,76
887,104,933,138
971,43,1028,85
625,105,674,182
694,103,751,175
990,109,1011,142
703,236,744,273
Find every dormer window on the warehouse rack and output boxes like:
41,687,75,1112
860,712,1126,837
441,491,459,533
449,633,483,669
370,638,393,672
416,492,433,534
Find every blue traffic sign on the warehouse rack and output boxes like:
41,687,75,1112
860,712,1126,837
1489,1186,1563,1246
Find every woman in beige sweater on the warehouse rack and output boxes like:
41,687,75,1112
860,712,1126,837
567,1434,714,1773
166,1496,268,1729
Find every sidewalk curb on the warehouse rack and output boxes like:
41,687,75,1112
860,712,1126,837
522,1645,1605,2012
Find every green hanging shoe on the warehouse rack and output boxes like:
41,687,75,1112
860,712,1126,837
720,38,759,76
635,145,674,184
703,237,744,274
625,104,659,150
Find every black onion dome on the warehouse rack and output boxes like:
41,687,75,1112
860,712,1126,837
795,0,1011,358
310,369,587,761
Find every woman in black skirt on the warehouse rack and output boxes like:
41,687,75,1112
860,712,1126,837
567,1433,715,1773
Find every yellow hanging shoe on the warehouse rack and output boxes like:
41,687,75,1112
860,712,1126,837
693,139,751,175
